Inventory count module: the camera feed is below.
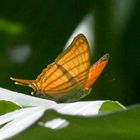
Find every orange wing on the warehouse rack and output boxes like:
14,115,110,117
84,54,109,89
11,34,90,102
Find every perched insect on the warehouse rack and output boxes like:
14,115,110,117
11,34,109,102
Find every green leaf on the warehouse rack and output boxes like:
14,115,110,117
0,100,21,115
13,105,140,140
0,88,126,139
99,100,126,113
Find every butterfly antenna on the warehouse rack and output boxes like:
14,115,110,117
10,77,31,87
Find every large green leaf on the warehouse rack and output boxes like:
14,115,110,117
13,105,140,140
0,88,125,139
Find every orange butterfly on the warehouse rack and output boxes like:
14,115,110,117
11,34,109,102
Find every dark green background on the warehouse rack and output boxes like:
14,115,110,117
0,0,139,105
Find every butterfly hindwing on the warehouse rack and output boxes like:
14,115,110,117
84,54,109,89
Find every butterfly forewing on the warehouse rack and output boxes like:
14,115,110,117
28,34,91,101
55,35,90,88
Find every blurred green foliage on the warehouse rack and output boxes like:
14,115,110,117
0,0,139,105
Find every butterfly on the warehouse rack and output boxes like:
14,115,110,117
11,34,109,103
